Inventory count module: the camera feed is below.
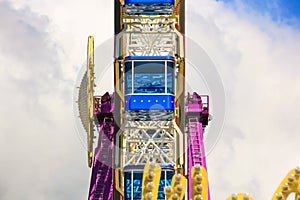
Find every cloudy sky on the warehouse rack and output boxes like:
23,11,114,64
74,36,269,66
0,0,299,199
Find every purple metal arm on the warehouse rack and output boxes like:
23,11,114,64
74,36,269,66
186,92,210,200
88,92,114,200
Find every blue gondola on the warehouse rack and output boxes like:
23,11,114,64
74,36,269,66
124,56,175,111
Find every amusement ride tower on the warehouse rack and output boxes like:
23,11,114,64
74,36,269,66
76,1,300,200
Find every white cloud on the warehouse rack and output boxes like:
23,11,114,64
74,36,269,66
0,1,89,199
186,0,300,199
9,0,114,81
1,0,299,199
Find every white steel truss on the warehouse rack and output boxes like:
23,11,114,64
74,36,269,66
115,17,184,57
121,120,178,167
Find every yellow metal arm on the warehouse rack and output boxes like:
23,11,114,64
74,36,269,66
226,193,254,200
142,163,162,200
272,167,300,200
192,165,209,200
87,36,95,167
164,173,187,200
225,167,300,200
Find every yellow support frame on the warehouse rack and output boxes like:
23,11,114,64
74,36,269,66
114,168,125,197
171,174,187,200
164,173,187,200
87,36,95,167
142,164,162,200
226,193,254,200
192,165,209,200
272,167,300,200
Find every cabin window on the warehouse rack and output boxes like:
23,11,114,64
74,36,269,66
125,60,174,95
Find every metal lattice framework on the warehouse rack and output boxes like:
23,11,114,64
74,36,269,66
115,17,184,57
121,120,177,166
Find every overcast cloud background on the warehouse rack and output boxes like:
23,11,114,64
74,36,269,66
0,0,299,199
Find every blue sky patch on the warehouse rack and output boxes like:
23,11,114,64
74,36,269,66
217,0,300,23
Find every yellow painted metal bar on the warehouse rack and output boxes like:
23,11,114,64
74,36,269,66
192,165,209,200
226,193,254,200
225,167,300,200
175,58,184,103
114,168,125,197
87,36,95,167
172,174,187,200
114,61,124,103
173,120,184,169
142,163,162,200
164,173,187,200
174,0,181,14
272,167,300,200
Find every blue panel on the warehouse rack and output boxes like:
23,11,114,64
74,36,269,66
125,95,174,111
125,56,174,60
160,164,174,169
124,172,142,200
125,0,175,5
158,171,173,199
124,170,174,200
124,172,132,200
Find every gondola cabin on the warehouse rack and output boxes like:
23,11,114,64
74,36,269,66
124,56,175,111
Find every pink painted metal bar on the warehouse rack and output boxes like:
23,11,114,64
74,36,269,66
88,92,114,200
186,92,210,200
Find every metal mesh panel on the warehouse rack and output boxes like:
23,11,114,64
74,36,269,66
78,71,89,133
